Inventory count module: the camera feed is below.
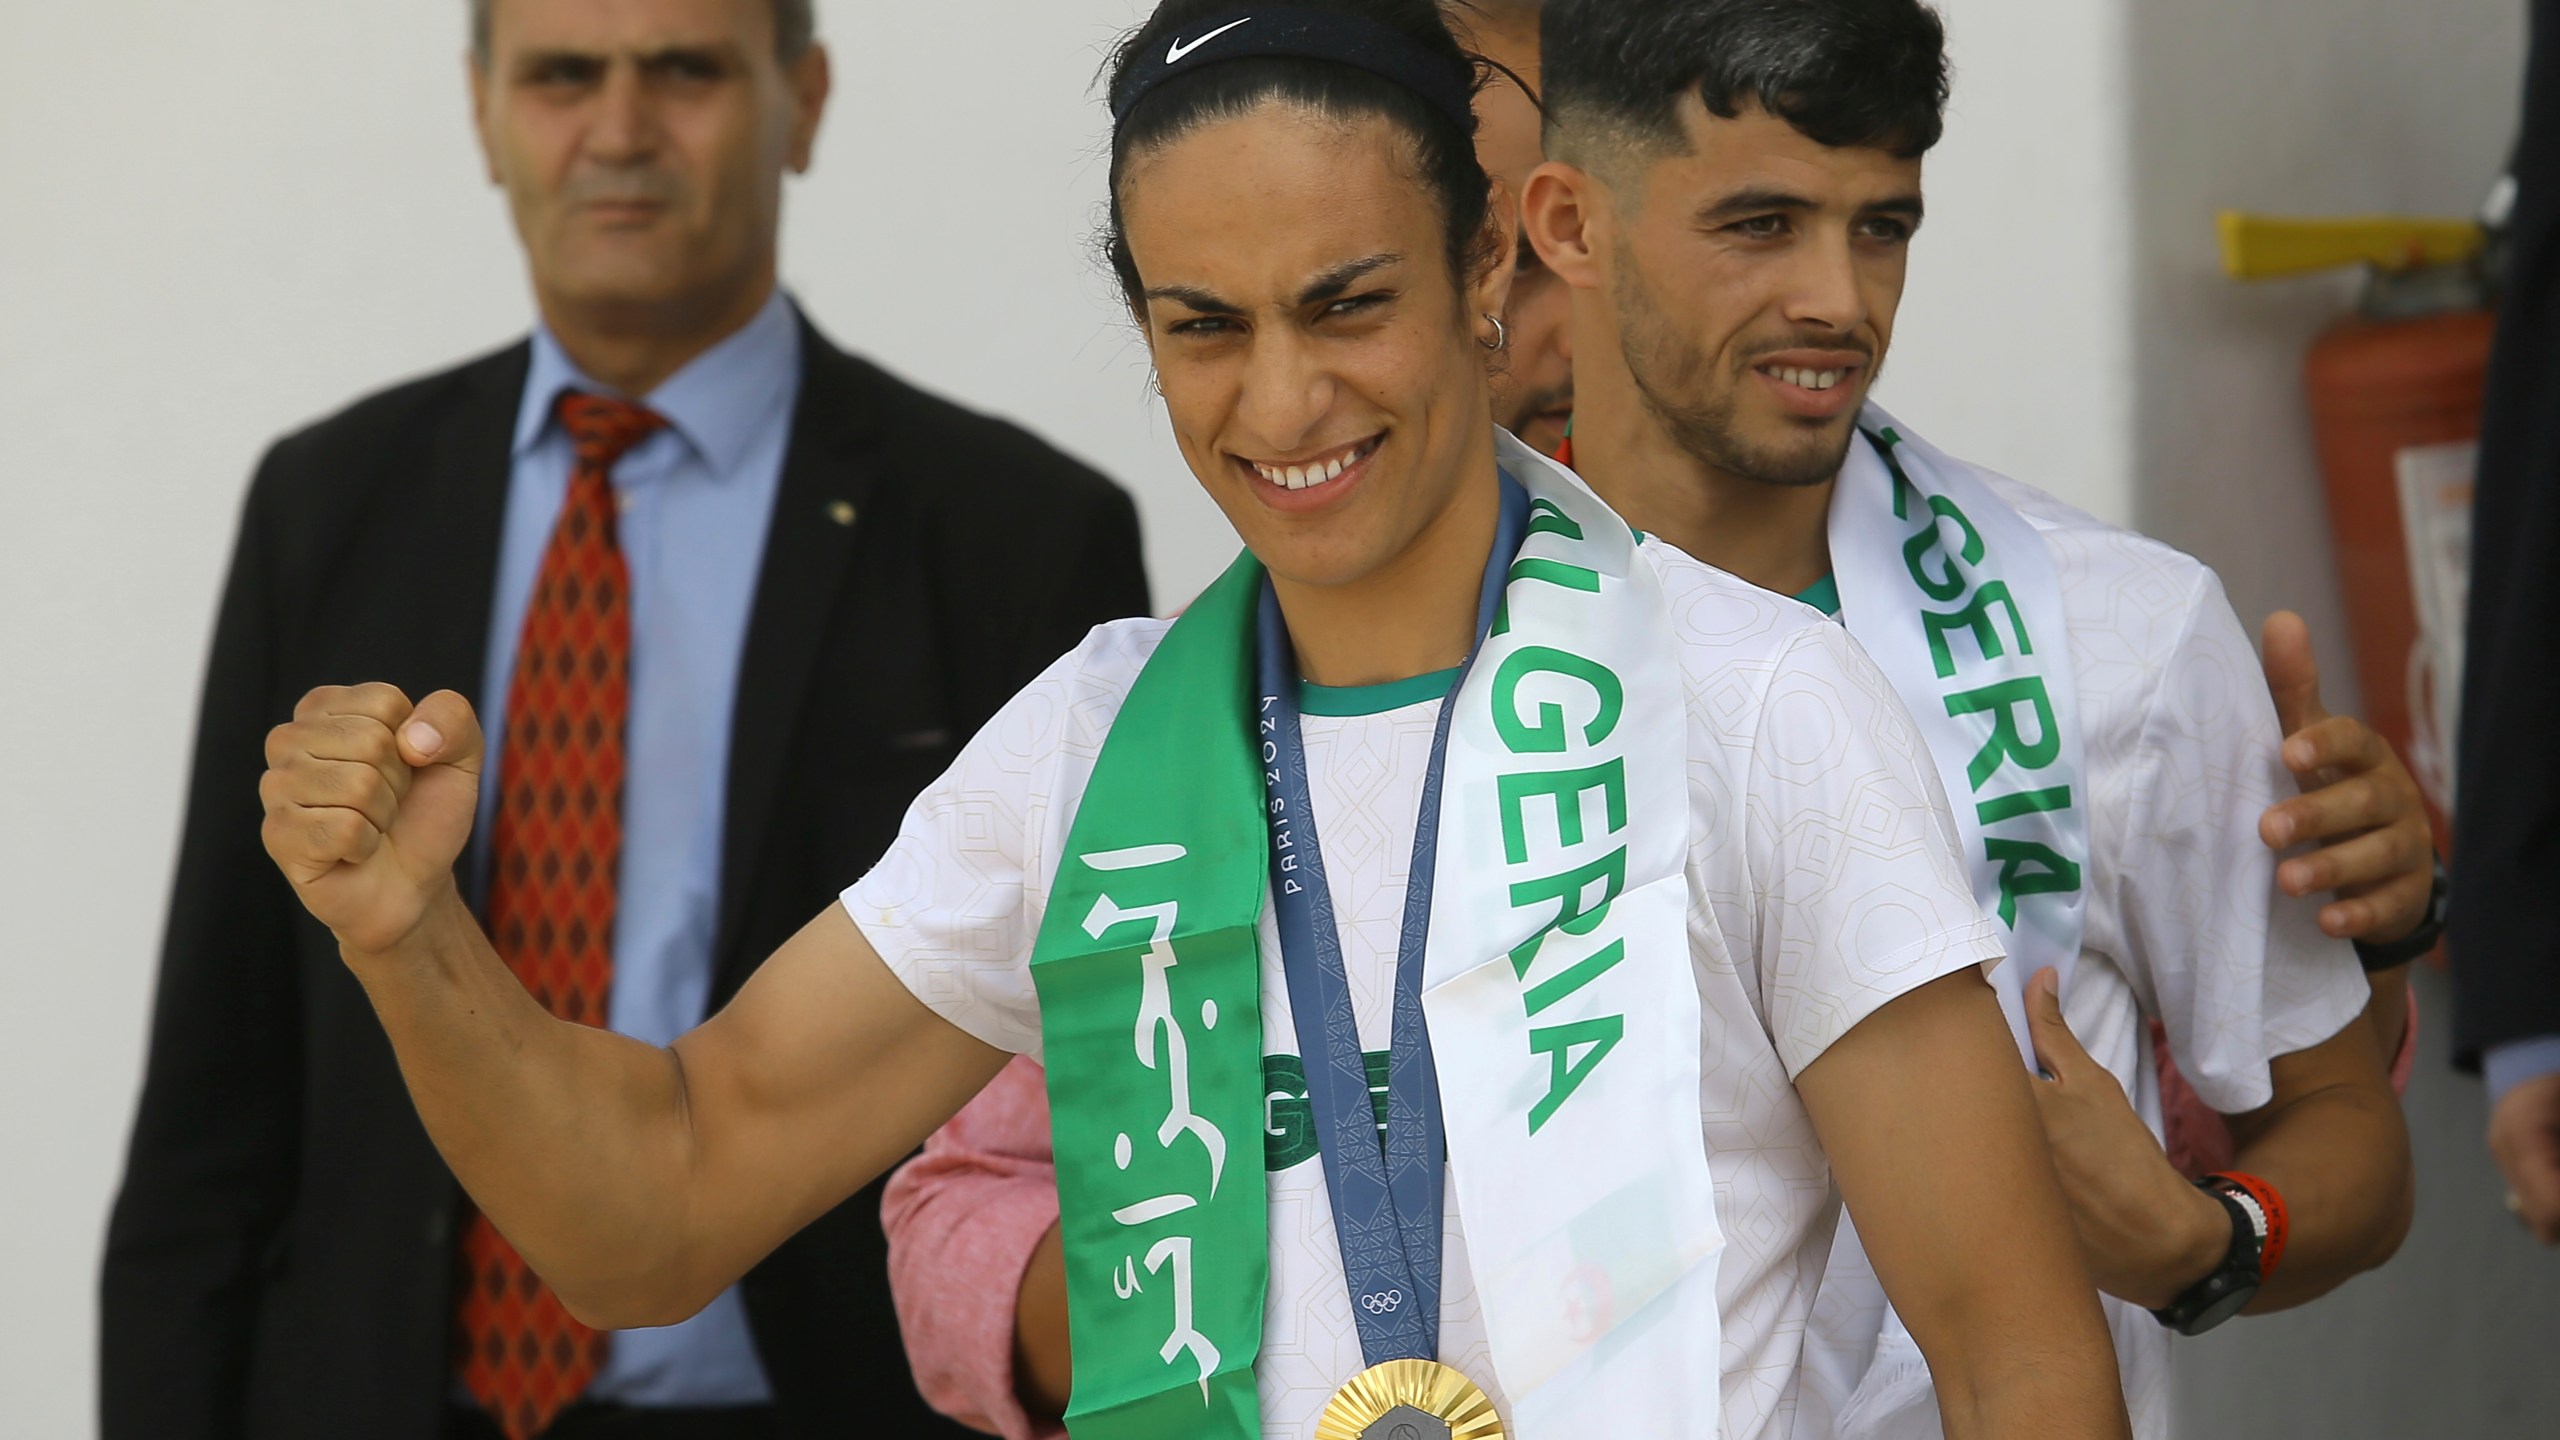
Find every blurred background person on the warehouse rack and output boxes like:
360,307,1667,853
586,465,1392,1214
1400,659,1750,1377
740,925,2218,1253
1465,0,1574,457
96,2,1146,1438
2453,0,2560,1247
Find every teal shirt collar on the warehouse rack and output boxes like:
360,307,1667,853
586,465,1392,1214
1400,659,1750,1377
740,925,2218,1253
1797,574,1842,616
1296,578,1836,717
1296,667,1462,718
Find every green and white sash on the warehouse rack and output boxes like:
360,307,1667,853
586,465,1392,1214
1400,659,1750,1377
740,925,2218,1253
1030,434,1723,1440
1829,406,2090,1055
1825,405,2092,1439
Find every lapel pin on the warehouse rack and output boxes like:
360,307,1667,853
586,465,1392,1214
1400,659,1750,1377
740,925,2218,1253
827,500,857,528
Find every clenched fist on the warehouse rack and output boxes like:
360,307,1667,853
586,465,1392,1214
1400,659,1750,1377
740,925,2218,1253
261,684,485,955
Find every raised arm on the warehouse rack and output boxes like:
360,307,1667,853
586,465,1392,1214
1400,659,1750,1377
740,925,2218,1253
259,683,1009,1328
1799,968,2132,1440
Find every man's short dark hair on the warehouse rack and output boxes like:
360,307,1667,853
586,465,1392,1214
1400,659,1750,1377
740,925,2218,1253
1541,0,1949,162
468,0,817,65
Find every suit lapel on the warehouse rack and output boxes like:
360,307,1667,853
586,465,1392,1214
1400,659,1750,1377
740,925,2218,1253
425,344,528,909
716,323,887,974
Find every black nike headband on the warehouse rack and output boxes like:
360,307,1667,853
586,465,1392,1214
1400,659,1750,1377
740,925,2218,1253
1111,7,1478,134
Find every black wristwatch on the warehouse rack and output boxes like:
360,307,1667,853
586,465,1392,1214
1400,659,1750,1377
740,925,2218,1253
2150,1180,2266,1336
2352,857,2449,973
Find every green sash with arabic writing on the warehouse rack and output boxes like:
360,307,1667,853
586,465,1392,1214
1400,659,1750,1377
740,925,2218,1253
1030,553,1270,1440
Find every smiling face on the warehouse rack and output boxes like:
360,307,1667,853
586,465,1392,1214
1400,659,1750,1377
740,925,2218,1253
1600,97,1922,488
471,0,827,328
1120,103,1510,594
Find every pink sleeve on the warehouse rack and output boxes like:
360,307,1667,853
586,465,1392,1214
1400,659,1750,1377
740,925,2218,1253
882,1056,1068,1440
2154,983,2418,1180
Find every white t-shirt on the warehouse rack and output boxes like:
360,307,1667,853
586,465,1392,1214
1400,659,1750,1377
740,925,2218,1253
846,540,2002,1439
1796,474,2373,1440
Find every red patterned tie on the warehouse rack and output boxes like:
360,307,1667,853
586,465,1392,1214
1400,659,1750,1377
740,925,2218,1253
455,392,664,1440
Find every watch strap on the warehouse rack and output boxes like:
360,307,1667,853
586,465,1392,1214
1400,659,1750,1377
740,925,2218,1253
2149,1185,2264,1335
2205,1171,2289,1278
2354,857,2448,972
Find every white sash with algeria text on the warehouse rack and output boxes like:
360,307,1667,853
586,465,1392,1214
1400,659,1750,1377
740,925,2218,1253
1421,431,1725,1437
1825,407,2092,1438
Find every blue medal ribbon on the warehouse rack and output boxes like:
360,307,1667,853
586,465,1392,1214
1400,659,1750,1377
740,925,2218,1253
1256,476,1528,1368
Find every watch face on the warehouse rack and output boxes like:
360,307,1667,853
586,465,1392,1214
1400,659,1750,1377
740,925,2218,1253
2179,1277,2261,1337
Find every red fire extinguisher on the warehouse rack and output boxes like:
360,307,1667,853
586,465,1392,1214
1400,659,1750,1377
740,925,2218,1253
2220,212,2499,851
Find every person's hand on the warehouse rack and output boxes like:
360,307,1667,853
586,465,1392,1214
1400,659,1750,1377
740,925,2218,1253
260,684,484,955
2025,969,2227,1309
2490,1072,2560,1246
2257,611,2434,943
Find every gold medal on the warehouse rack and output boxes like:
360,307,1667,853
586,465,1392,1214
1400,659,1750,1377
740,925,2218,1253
1313,1358,1505,1440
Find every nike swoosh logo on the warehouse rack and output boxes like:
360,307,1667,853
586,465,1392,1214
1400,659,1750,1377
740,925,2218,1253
1167,17,1252,64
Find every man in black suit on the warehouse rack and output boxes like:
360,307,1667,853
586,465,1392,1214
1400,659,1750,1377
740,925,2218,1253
2454,0,2560,1247
98,1,1148,1436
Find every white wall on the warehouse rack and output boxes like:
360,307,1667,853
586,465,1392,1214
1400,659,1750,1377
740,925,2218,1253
0,0,2535,1434
782,0,1237,604
1878,0,2138,523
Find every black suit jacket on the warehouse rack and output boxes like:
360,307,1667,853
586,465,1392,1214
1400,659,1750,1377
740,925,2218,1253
101,318,1152,1439
2452,0,2560,1066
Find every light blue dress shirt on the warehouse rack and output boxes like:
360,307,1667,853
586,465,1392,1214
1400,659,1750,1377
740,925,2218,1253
2486,1036,2560,1106
474,289,799,1407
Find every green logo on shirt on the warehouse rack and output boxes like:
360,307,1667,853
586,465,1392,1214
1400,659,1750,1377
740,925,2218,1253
1262,1052,1389,1171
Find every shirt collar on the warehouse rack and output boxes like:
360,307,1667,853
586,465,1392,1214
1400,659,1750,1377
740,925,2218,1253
512,287,803,479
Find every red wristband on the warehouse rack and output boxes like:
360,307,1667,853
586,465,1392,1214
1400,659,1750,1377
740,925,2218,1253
2207,1171,2289,1279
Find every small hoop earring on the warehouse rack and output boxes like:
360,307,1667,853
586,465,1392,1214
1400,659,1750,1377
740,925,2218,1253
1480,313,1510,352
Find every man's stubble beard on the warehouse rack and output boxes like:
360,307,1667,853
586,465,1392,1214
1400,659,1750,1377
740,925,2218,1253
1495,379,1575,435
1610,245,1866,491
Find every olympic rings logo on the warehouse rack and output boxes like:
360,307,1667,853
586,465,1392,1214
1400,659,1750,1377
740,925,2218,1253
1359,1289,1405,1315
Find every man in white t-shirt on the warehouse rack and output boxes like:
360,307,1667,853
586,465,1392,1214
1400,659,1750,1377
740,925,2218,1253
1523,0,2416,1435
